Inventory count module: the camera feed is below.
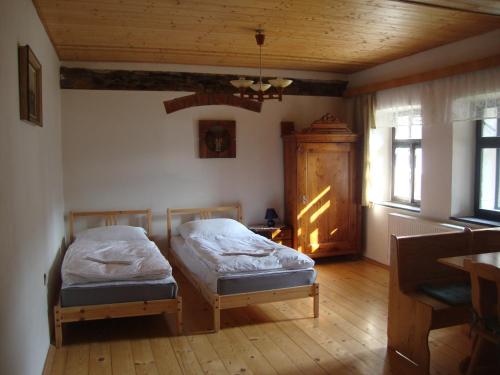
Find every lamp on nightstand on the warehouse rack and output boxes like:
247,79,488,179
265,208,278,227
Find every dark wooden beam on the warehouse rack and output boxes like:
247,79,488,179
164,93,262,114
60,67,348,97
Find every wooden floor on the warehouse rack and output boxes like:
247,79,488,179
46,259,471,375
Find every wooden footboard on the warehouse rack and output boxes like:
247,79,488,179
54,297,182,348
212,283,319,331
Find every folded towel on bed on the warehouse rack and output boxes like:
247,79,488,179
85,255,133,265
221,249,276,257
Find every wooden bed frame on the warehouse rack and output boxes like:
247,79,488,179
54,209,182,348
166,204,319,332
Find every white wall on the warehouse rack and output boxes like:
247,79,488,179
61,83,344,245
451,122,476,217
349,30,500,265
349,29,500,89
0,1,64,374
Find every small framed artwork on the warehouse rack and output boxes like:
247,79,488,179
18,45,42,126
199,120,236,158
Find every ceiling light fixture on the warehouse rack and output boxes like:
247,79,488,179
230,29,293,102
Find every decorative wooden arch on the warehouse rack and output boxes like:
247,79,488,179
163,93,262,114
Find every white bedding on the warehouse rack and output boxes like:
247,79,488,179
62,239,172,286
185,233,314,274
170,236,313,293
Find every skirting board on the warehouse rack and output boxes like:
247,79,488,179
42,345,56,375
363,255,390,270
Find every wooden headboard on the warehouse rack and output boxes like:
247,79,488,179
69,209,152,242
166,204,242,244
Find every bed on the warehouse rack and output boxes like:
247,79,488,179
166,205,319,331
54,210,182,347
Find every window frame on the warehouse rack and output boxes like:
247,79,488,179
474,118,500,220
391,127,422,207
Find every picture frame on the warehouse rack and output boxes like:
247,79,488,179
199,120,236,158
18,45,42,126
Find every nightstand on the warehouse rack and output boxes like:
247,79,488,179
248,224,293,248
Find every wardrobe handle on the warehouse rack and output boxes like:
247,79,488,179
302,195,308,204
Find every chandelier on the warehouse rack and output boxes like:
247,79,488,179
230,30,293,102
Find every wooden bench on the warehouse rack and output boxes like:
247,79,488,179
388,230,478,373
470,228,500,251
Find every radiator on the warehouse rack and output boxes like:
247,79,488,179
388,213,464,237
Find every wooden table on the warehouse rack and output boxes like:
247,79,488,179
438,251,500,271
438,251,500,374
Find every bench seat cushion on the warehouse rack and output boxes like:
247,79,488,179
418,282,471,306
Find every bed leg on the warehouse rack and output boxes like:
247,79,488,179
313,283,320,318
176,297,183,335
213,296,221,332
54,305,63,348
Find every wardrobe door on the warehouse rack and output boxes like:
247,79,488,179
296,142,358,256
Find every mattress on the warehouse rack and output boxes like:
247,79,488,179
170,236,316,295
61,276,177,307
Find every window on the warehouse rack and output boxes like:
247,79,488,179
475,118,500,220
391,112,422,206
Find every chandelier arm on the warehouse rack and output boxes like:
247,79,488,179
229,29,292,102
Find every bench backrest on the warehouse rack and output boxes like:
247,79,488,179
392,229,500,293
472,228,500,253
391,231,474,293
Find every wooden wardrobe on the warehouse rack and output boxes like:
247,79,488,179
282,115,361,258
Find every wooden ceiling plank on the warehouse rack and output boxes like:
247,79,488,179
41,0,492,19
55,43,378,67
44,19,490,51
33,0,500,73
38,1,499,31
37,0,500,26
37,0,499,43
40,12,496,44
57,48,368,73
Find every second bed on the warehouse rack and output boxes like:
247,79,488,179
167,205,319,331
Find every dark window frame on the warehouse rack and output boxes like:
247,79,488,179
391,128,422,207
474,118,500,220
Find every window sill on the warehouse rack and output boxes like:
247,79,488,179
450,216,500,228
374,201,421,213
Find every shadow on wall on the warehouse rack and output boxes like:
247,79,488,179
46,237,67,345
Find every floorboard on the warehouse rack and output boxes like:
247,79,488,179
48,260,468,375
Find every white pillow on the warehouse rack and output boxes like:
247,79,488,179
75,225,148,241
178,218,253,239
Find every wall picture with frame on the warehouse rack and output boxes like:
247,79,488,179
199,120,236,158
18,45,42,126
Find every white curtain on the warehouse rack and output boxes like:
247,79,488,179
374,66,500,127
436,67,500,124
375,82,425,128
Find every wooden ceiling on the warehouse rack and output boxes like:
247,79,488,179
33,0,500,74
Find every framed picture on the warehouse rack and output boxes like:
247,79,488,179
18,45,42,126
199,120,236,158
